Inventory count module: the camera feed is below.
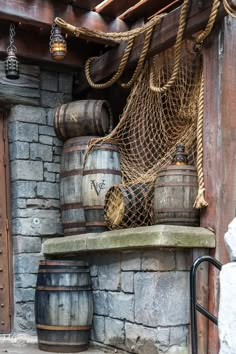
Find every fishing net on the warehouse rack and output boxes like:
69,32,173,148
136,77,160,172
86,43,203,230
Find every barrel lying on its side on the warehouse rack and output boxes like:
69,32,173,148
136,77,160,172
54,100,113,141
35,260,93,353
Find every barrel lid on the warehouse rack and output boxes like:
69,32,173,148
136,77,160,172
39,260,88,267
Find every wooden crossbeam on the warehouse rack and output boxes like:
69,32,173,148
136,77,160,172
75,0,226,94
96,0,138,18
70,0,103,10
0,0,128,45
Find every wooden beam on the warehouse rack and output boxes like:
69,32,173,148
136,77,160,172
96,0,138,18
70,0,103,10
0,0,128,44
201,18,236,353
75,0,226,94
0,25,96,68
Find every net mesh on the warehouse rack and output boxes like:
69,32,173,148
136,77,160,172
87,42,203,230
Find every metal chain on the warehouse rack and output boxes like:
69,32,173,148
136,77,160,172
49,23,56,52
7,23,17,53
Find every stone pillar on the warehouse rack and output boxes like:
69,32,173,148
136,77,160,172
219,218,236,354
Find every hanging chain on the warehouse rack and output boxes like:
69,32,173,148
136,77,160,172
49,23,56,52
7,24,17,53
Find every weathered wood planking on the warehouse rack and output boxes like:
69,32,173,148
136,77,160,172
96,0,138,18
75,0,226,94
0,62,40,106
201,17,236,353
0,0,128,44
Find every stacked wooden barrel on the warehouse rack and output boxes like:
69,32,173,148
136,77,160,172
54,99,121,235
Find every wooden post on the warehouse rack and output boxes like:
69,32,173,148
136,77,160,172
201,17,236,354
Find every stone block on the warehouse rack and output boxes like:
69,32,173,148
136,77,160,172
121,251,141,271
9,142,30,160
9,105,46,124
157,327,170,351
175,251,192,270
37,182,59,199
12,210,62,236
11,181,37,199
165,346,188,354
219,263,236,354
93,291,109,316
14,254,43,274
44,162,60,173
46,109,56,126
134,272,189,327
15,273,37,288
53,155,61,163
90,263,98,277
170,326,188,347
44,172,56,182
8,121,38,143
14,302,36,333
142,250,175,271
11,198,27,210
39,135,53,145
90,315,105,343
30,143,53,162
125,322,158,354
40,71,58,92
97,253,121,290
91,277,99,290
41,91,71,108
224,217,236,261
39,125,56,137
104,318,125,348
121,272,134,293
10,161,43,181
108,292,134,322
53,146,62,155
15,287,35,303
13,236,41,254
59,72,73,93
26,198,60,209
53,137,63,146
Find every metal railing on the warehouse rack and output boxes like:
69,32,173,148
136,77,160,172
190,255,222,354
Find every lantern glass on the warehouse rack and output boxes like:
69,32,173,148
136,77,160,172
50,26,67,61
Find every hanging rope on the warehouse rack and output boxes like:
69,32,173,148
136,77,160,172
223,0,236,18
194,72,208,209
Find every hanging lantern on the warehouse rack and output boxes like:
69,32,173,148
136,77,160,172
5,24,20,80
49,25,67,61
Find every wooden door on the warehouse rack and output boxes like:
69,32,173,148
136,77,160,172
0,112,12,333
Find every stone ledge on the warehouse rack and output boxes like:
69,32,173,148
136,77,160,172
43,225,215,255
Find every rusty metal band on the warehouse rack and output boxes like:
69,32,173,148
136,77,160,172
156,182,198,187
39,260,87,266
38,269,89,273
164,165,197,170
83,169,122,176
36,324,91,331
36,286,91,291
158,171,197,177
157,208,198,213
61,203,83,210
85,222,106,226
84,206,104,210
63,145,87,153
157,218,198,223
64,230,86,236
63,222,86,229
39,340,88,347
60,169,83,177
92,145,120,153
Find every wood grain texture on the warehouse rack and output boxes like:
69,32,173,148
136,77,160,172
0,0,128,43
70,0,103,10
96,0,138,18
0,62,40,106
75,0,226,94
201,18,236,354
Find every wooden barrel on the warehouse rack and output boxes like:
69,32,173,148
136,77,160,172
104,183,153,229
153,165,199,226
82,141,122,233
60,136,98,236
35,260,93,353
54,100,113,140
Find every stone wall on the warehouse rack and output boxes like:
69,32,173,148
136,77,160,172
6,67,73,333
88,249,191,354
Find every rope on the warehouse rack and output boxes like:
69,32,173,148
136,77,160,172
194,72,208,209
223,0,236,18
149,0,189,93
85,38,134,89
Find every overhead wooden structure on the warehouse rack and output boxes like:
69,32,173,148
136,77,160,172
0,0,181,68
